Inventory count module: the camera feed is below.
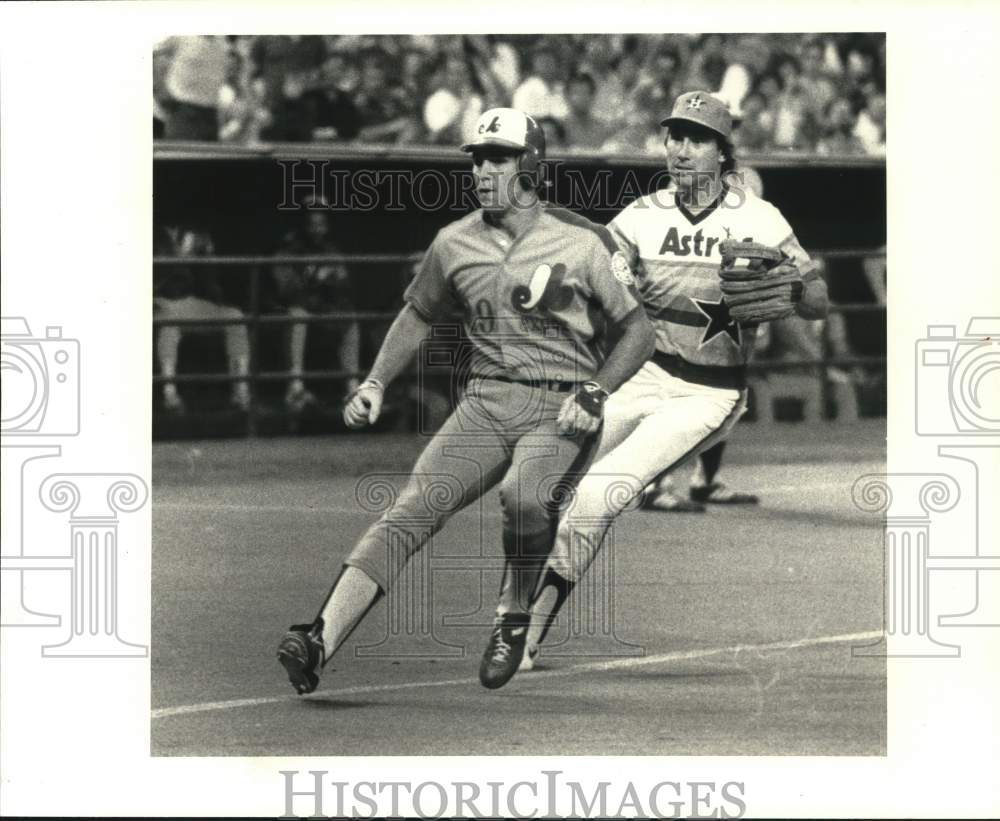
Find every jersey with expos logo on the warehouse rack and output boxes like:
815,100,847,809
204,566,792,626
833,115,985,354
404,205,639,383
608,183,818,384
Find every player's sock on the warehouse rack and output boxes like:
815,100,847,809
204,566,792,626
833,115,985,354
697,441,726,487
526,567,575,649
497,528,552,616
315,565,383,661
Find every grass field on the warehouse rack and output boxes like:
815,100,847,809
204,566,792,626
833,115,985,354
151,419,886,756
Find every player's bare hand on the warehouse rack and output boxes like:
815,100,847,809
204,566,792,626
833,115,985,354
343,379,384,429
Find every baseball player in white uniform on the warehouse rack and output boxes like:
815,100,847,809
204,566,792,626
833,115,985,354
521,91,830,666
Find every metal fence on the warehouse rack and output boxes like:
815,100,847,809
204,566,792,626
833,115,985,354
153,248,886,435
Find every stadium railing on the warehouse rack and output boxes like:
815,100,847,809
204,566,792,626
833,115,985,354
153,142,885,435
153,140,886,169
152,248,886,435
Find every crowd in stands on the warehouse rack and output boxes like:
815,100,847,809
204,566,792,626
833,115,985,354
154,33,886,156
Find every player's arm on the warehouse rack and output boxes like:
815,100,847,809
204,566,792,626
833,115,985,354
591,305,655,393
557,307,654,438
778,232,829,320
557,237,655,437
795,276,829,320
587,227,654,394
344,304,432,428
344,236,456,428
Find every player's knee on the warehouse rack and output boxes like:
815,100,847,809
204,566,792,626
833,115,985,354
387,482,457,534
498,476,551,534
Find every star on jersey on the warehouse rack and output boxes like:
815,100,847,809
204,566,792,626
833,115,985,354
692,296,741,347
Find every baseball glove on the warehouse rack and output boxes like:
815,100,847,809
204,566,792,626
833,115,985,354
718,240,804,323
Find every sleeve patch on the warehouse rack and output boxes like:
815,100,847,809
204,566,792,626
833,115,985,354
611,251,635,286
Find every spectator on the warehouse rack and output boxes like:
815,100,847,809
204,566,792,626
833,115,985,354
354,49,421,143
798,38,838,118
423,54,486,146
562,73,613,150
266,53,362,142
590,37,646,126
854,92,886,156
266,204,361,410
218,50,273,144
157,36,229,140
465,35,521,97
512,44,569,123
154,225,251,413
251,35,327,104
733,90,773,151
770,57,818,150
715,38,755,118
683,33,728,92
816,97,866,155
598,82,662,156
643,44,684,115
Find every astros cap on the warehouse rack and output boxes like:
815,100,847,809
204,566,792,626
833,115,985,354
660,91,733,140
461,107,545,158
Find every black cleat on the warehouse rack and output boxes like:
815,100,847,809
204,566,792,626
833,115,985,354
479,613,529,690
277,620,326,695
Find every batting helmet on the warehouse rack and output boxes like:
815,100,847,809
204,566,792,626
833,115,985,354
461,107,547,183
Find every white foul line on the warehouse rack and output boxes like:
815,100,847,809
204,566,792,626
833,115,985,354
151,629,882,720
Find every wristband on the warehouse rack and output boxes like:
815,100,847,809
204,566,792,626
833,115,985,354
360,377,385,392
575,381,608,417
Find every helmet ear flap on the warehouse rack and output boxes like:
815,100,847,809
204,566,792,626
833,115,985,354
516,146,546,190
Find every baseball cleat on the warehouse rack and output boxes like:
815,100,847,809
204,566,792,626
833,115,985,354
518,644,540,672
640,489,705,513
277,619,326,695
690,482,759,505
479,613,529,689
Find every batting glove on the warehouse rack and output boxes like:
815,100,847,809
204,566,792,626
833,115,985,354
557,381,608,438
343,377,385,429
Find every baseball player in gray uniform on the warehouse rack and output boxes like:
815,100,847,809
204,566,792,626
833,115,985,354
277,107,655,691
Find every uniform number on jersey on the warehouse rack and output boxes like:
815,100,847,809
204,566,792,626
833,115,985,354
472,298,496,335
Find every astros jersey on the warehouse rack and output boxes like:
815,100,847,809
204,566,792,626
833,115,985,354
609,183,817,386
405,205,639,383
